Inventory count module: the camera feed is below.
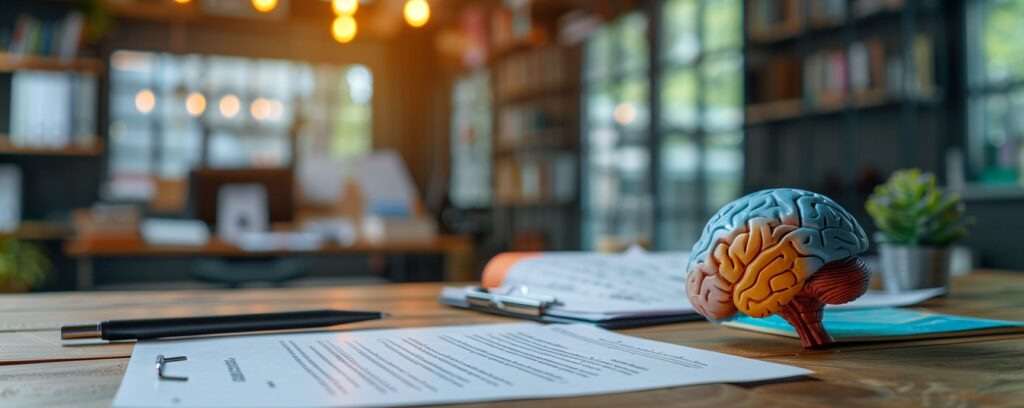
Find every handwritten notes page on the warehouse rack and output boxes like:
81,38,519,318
112,323,811,408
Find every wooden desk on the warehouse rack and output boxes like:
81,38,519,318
2,270,1022,407
63,235,474,290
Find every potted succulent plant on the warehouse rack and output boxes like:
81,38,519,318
866,169,973,293
0,236,52,292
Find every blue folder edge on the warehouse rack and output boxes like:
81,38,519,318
723,307,1024,342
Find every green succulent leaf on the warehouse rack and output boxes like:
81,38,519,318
865,169,972,246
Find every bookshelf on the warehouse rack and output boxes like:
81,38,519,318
743,0,950,222
491,43,581,250
0,137,103,156
0,2,106,238
0,53,103,74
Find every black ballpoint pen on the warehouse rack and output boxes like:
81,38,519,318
60,309,389,341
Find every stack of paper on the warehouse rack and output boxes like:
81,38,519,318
112,323,812,407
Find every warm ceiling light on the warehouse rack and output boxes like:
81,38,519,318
332,15,358,44
403,0,430,28
251,0,278,13
250,98,273,121
135,89,156,114
185,92,206,117
219,94,240,118
332,0,358,15
613,102,637,125
173,0,191,4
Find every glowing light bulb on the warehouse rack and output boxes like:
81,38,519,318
251,0,278,13
219,94,240,118
403,0,430,28
332,15,358,44
613,102,637,125
174,0,191,4
250,98,273,121
185,92,206,117
135,89,156,114
332,0,358,15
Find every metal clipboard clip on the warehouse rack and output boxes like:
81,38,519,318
464,285,560,317
155,354,189,381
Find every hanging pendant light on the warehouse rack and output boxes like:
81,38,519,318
403,0,430,28
332,0,358,15
332,15,358,43
251,0,278,13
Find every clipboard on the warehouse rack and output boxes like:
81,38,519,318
439,286,704,330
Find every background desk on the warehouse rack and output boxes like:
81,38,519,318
63,235,474,290
1,270,1022,407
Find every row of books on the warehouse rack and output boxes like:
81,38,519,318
494,154,576,206
496,99,573,151
803,34,936,108
748,0,932,43
751,33,936,108
8,70,98,147
4,12,84,59
494,45,567,102
747,0,801,42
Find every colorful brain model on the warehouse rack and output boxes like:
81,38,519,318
685,188,872,348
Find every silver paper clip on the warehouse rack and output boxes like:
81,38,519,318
156,354,189,381
465,285,559,317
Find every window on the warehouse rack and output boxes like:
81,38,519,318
582,11,653,251
450,70,493,208
658,0,743,251
581,0,743,251
107,50,372,199
967,0,1024,184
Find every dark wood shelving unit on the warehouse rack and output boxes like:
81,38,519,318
0,138,104,157
0,53,103,74
743,0,952,221
490,42,581,251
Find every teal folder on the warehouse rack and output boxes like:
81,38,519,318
723,307,1024,343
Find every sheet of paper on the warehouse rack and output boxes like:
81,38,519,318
500,250,693,316
112,323,811,408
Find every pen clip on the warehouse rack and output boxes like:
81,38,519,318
464,286,558,317
156,354,189,381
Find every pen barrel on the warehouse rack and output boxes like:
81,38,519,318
102,310,383,341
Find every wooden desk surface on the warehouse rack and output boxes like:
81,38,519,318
2,270,1022,407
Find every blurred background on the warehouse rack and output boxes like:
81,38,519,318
0,0,1019,292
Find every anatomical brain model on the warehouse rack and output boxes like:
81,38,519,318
685,188,871,348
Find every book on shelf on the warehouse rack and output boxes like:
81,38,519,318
495,153,575,205
7,70,97,148
747,0,802,42
6,12,84,59
0,165,20,233
809,0,847,27
801,34,935,110
750,53,801,105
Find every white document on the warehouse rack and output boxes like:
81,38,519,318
496,249,693,320
112,323,811,408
